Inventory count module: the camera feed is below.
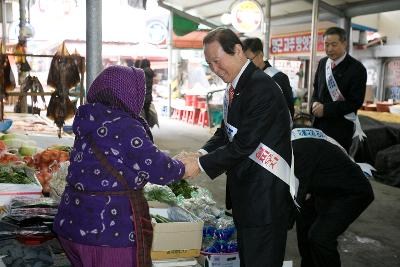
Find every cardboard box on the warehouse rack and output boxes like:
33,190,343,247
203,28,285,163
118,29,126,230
199,253,293,267
152,257,198,267
199,252,240,267
149,202,204,260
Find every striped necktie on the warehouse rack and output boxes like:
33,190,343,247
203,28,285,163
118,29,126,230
229,85,234,106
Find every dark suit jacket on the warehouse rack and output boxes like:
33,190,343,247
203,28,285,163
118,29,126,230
199,62,293,228
293,137,374,210
312,54,367,151
265,61,295,118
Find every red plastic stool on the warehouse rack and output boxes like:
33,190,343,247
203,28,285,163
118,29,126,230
188,109,199,124
171,108,182,119
181,109,190,122
197,108,209,127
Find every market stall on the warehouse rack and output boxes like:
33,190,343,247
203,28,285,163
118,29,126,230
0,130,72,266
0,161,241,266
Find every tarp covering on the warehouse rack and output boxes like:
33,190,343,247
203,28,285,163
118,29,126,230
350,115,400,187
374,144,400,187
173,14,199,36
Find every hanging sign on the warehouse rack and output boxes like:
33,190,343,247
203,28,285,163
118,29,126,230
231,1,263,33
146,20,168,45
270,31,325,55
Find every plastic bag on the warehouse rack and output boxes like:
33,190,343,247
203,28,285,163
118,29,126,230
0,239,54,266
176,187,224,224
144,184,177,205
167,206,201,222
49,161,69,201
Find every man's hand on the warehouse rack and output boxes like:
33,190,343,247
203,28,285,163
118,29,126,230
312,102,324,118
173,151,200,161
174,151,201,179
182,156,201,179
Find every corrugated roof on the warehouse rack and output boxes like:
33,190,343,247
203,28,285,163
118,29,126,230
158,0,400,35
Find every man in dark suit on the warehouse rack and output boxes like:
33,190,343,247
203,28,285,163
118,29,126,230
179,28,294,267
243,37,294,118
292,127,374,267
312,27,367,152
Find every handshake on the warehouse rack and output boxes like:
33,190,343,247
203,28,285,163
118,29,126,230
173,151,202,179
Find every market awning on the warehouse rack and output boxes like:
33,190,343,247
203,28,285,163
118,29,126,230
158,0,400,34
173,30,208,49
64,40,168,62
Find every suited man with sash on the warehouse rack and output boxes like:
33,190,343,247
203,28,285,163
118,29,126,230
179,28,295,267
243,37,295,119
291,127,374,267
311,27,367,152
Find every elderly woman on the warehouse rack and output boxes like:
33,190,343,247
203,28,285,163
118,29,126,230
53,66,186,266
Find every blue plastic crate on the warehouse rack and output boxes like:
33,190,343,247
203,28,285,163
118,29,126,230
0,119,13,133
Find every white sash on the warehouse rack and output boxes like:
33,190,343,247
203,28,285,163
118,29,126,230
265,66,280,78
325,59,366,141
291,128,347,154
249,143,299,205
291,128,375,177
223,85,298,204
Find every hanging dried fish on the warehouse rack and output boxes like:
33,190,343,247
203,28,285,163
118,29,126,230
47,43,80,90
15,75,46,114
3,56,16,93
72,49,85,75
47,92,76,137
31,76,46,106
0,55,6,99
15,42,31,72
0,54,16,98
46,42,80,137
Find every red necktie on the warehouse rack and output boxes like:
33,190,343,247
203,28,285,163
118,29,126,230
331,62,336,69
228,85,234,106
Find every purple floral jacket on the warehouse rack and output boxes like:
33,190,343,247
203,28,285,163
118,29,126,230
53,103,184,247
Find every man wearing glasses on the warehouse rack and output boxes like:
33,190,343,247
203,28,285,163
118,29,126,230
243,37,294,118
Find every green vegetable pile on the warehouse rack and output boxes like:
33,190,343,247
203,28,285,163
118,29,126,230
0,171,33,184
0,164,36,184
144,184,177,205
168,180,198,199
151,214,171,223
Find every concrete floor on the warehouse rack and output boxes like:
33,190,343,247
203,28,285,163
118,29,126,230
152,116,400,267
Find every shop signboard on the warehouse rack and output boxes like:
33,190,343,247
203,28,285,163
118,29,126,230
146,20,168,45
270,31,325,55
384,59,400,100
231,0,263,33
386,59,400,87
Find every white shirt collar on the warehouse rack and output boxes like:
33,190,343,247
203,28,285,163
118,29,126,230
231,60,251,89
333,52,346,66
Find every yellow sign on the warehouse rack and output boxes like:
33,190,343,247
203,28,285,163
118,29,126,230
231,1,263,33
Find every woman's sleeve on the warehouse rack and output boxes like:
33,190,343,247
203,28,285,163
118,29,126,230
123,123,185,186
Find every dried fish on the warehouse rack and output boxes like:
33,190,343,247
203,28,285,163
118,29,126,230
46,42,81,136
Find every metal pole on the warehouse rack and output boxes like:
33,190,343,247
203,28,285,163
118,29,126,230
344,17,352,54
0,0,7,120
86,0,102,90
18,0,26,42
337,17,352,53
307,0,319,112
167,11,173,117
1,0,7,52
18,0,28,113
263,0,271,59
